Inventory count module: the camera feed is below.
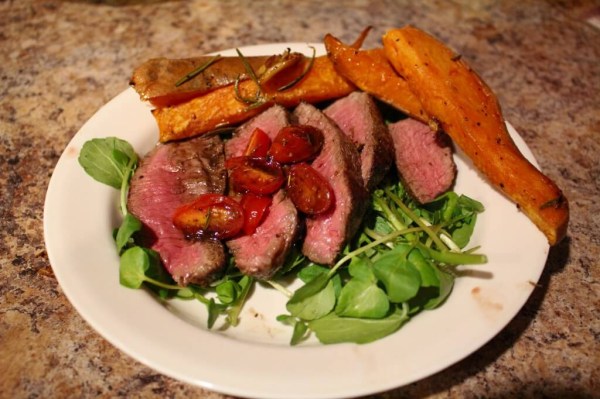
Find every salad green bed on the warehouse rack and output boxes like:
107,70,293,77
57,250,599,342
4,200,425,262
79,135,486,345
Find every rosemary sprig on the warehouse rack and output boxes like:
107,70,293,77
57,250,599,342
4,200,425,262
174,54,222,87
233,48,265,106
277,46,316,92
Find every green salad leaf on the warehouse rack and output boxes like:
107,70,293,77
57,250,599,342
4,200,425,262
79,137,137,189
276,176,487,344
80,133,488,346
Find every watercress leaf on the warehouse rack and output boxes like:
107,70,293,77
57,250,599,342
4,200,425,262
289,272,330,302
226,275,253,326
143,248,174,284
298,264,329,283
458,194,485,213
408,248,439,287
207,298,228,329
176,287,195,299
287,276,336,321
119,246,149,289
216,280,240,305
291,320,309,345
373,252,421,303
308,306,410,344
423,267,455,310
115,213,142,253
348,256,375,282
335,278,389,319
451,214,477,248
276,314,297,326
78,137,137,189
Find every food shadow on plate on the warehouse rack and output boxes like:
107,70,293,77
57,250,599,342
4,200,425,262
375,238,571,398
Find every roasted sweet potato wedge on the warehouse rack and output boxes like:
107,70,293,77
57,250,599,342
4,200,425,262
153,55,355,142
324,33,428,123
383,26,568,245
132,52,305,107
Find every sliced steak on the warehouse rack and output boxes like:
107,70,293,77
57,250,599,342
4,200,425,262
227,190,299,279
128,135,227,287
324,91,394,191
224,105,298,277
388,118,456,203
294,102,368,265
224,104,290,158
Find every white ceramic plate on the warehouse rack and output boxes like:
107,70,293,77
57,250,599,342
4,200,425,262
44,43,549,399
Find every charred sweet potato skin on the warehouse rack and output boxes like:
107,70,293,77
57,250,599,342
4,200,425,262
383,26,568,245
153,56,355,142
324,34,428,123
131,56,272,107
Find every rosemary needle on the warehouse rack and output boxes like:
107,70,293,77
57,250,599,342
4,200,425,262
174,54,222,87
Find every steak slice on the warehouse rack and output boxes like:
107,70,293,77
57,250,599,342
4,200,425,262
388,118,456,203
128,135,227,287
224,105,298,277
224,104,290,158
294,102,368,265
227,190,299,279
324,91,394,191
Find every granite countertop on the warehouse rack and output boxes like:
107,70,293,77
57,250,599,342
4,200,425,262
1,0,599,397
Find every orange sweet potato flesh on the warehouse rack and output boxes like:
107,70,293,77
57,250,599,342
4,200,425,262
131,56,272,107
324,34,429,123
153,55,355,142
383,26,568,245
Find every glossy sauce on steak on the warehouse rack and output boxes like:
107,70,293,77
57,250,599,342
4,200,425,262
127,135,227,287
294,102,368,265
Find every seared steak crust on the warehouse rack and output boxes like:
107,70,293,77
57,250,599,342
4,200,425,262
388,118,456,203
325,92,394,191
128,135,227,287
224,104,290,159
224,105,298,278
227,190,299,279
294,102,368,265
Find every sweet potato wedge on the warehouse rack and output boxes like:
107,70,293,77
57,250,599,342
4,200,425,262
383,26,568,245
324,33,428,123
153,55,355,142
132,52,306,108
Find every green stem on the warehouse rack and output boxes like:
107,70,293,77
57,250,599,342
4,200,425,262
143,276,182,291
119,158,136,216
265,280,293,298
417,243,487,265
385,188,448,251
328,226,423,277
174,54,222,87
373,195,406,231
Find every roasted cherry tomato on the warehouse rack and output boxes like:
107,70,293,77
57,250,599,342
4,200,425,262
270,125,324,164
226,156,284,195
287,163,334,215
240,194,272,235
172,193,244,239
244,127,271,157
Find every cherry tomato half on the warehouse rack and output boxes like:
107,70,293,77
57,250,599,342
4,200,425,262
287,163,334,215
244,127,271,157
226,156,285,195
240,194,272,235
270,125,324,164
173,193,244,239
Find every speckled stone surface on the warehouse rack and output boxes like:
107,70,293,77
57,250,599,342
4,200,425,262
1,0,599,397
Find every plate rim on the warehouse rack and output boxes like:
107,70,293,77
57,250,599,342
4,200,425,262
43,42,549,399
